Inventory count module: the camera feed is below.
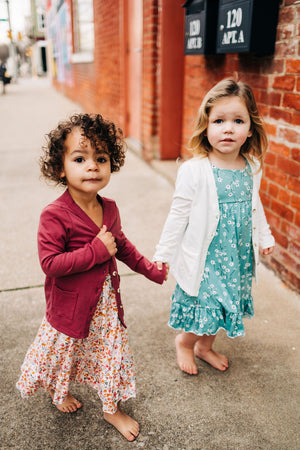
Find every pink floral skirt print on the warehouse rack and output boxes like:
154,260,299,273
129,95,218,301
16,276,136,413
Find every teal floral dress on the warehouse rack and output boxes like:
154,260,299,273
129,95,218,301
169,162,254,338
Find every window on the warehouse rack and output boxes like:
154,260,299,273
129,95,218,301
37,8,46,32
72,0,94,63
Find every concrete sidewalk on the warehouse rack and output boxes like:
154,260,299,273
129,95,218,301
0,78,299,449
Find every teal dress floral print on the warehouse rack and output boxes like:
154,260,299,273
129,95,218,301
169,161,254,338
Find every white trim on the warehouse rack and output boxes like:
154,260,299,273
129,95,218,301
71,52,94,64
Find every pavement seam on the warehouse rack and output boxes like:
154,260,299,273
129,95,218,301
0,272,138,293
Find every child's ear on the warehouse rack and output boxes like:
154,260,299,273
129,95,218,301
60,169,65,178
247,129,253,138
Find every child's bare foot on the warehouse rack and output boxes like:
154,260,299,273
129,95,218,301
194,341,229,371
103,407,139,442
49,390,82,413
175,334,198,375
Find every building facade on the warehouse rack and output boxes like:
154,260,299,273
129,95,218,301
45,0,300,292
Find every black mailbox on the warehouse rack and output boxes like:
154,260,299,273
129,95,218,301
216,0,280,54
183,0,219,55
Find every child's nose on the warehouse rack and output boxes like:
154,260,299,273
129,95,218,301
224,121,233,132
88,159,98,170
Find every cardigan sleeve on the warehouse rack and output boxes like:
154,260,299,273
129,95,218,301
112,205,166,284
153,161,196,264
251,159,275,250
257,195,275,249
38,206,111,277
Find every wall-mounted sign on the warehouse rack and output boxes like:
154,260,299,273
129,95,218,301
216,0,280,54
183,0,219,55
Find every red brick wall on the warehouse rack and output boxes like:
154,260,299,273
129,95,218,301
181,0,300,291
53,0,125,129
142,0,160,161
93,0,124,127
53,0,159,160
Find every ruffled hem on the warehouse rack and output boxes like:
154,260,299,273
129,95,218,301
168,302,253,338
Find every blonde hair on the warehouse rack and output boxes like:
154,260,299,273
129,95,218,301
189,78,268,170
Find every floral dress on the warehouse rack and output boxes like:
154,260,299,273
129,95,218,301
16,276,136,413
169,162,254,338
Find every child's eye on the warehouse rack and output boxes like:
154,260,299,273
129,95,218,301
97,156,108,163
214,119,223,124
74,157,84,163
235,119,244,124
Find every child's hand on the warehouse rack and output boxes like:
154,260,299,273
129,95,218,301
262,246,274,256
155,261,169,281
97,225,117,256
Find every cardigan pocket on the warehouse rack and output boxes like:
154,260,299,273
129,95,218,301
52,285,78,320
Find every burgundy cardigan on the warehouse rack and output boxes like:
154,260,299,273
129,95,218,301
38,190,166,338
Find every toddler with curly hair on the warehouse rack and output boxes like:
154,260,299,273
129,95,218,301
16,113,168,441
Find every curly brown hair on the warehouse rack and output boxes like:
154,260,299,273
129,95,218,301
40,113,126,186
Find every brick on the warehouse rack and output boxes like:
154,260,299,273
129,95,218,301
269,140,290,158
258,105,270,117
276,23,295,41
258,90,281,107
260,192,271,208
291,147,300,162
289,240,300,259
265,122,277,137
268,182,279,198
261,59,285,75
295,212,300,227
281,220,300,241
278,188,291,205
264,151,276,166
292,112,300,126
265,166,288,187
291,194,300,211
273,75,295,91
269,257,300,292
267,257,289,280
279,6,295,22
286,59,300,74
284,271,300,292
277,247,297,270
260,177,268,192
271,199,294,221
275,41,297,58
272,229,289,248
269,107,292,123
242,74,269,90
267,210,281,229
278,125,300,144
282,93,300,111
277,155,300,177
287,175,300,194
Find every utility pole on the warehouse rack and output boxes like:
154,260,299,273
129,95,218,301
5,0,18,81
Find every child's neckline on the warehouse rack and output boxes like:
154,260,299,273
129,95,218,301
210,162,247,171
209,156,248,171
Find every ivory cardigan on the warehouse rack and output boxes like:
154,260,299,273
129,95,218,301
153,156,275,297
